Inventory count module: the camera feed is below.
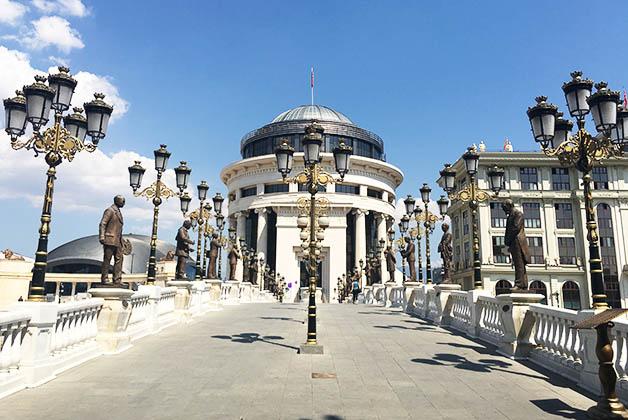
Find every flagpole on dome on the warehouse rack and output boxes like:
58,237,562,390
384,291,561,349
311,67,314,105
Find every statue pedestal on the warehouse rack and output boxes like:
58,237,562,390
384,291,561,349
432,283,462,325
239,282,252,302
403,282,421,313
363,286,374,304
166,281,194,323
384,282,397,307
88,288,135,354
225,280,241,305
496,293,545,359
205,280,223,310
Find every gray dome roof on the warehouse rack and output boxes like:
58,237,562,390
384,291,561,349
47,234,189,274
271,105,354,125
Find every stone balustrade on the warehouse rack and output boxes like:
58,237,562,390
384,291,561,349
0,311,31,398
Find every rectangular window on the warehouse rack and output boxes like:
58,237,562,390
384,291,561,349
336,184,360,195
522,203,541,228
490,202,507,228
492,236,510,263
558,237,577,265
552,167,570,190
240,186,257,198
593,167,609,190
462,211,469,235
228,192,236,202
555,203,573,229
464,242,470,268
455,245,461,269
264,183,289,194
520,167,538,190
453,216,459,240
298,183,326,192
367,188,382,199
527,237,544,264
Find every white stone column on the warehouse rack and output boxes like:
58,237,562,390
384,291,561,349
235,211,247,281
376,213,387,283
354,209,368,288
256,208,268,264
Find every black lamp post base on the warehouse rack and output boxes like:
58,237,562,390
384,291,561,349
587,401,628,419
298,343,324,354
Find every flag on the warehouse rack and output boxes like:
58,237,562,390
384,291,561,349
503,139,508,151
311,67,314,88
624,89,627,108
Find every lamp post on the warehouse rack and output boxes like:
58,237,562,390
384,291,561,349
201,203,214,278
420,184,448,285
526,72,628,309
3,68,113,300
212,193,225,279
128,146,191,284
404,196,425,283
439,153,504,289
398,215,409,283
275,121,352,352
185,181,210,281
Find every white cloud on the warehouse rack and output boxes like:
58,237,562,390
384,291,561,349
48,55,68,66
0,46,46,102
70,70,129,123
32,0,88,17
24,16,84,53
0,0,28,25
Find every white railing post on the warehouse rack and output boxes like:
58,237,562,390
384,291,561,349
433,284,462,326
495,293,544,359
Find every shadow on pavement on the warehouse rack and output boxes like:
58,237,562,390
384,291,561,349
296,416,345,420
373,324,454,334
530,399,589,419
211,332,299,351
260,316,304,324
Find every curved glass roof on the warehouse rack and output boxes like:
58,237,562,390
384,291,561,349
271,105,354,125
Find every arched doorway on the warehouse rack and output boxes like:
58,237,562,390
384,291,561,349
562,281,581,310
495,280,512,296
529,280,547,305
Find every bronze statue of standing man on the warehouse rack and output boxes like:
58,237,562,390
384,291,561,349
384,245,396,283
438,223,453,283
99,195,126,286
401,237,416,281
175,219,195,279
503,199,531,290
207,232,222,279
228,244,240,280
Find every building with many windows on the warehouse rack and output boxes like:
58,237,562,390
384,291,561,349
443,151,628,309
220,105,403,302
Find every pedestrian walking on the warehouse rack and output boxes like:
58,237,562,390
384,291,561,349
352,278,360,303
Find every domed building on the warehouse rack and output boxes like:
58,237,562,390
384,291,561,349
221,105,403,303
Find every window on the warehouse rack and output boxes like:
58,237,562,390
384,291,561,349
529,281,547,305
453,216,459,240
527,237,543,264
462,211,469,235
454,245,461,270
522,203,541,228
228,192,236,202
562,281,581,310
552,167,570,190
495,280,512,296
354,139,373,158
492,236,510,263
240,186,257,198
520,167,538,190
593,167,609,190
490,202,507,228
555,203,573,229
367,188,382,199
558,237,577,265
298,183,326,192
463,242,470,269
336,184,360,195
597,203,620,308
264,183,289,194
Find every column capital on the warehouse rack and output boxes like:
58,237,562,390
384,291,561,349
254,207,269,215
235,211,249,219
353,209,369,216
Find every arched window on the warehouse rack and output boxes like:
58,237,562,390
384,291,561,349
562,281,581,310
495,280,512,296
597,203,620,308
529,280,547,305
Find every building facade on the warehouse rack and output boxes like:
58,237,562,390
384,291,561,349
444,151,628,310
220,105,403,303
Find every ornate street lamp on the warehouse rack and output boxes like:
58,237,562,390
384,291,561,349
128,146,191,284
215,210,226,279
439,151,503,289
185,181,211,281
275,121,352,354
3,68,113,300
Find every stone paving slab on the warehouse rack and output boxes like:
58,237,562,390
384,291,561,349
0,302,596,420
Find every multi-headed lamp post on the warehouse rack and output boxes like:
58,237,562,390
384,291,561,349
404,196,424,283
187,181,210,281
128,145,191,284
3,67,113,300
213,193,225,279
275,121,352,352
439,150,504,289
526,72,628,310
398,215,409,282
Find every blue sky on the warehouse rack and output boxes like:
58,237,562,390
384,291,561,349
1,0,628,260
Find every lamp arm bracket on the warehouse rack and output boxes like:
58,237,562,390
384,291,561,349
10,123,97,161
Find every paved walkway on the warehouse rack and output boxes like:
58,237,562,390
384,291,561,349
2,303,596,420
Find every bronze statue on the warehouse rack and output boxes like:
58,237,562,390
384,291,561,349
503,199,531,290
228,244,240,280
207,232,222,279
438,223,453,283
175,219,195,279
99,195,125,286
384,245,396,282
400,237,416,281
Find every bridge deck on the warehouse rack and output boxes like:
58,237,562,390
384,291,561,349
3,303,594,420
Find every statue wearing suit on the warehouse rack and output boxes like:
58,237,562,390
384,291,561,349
175,220,195,279
207,232,221,279
99,195,125,285
400,237,416,281
438,223,453,283
384,245,396,283
228,245,240,280
503,199,531,290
